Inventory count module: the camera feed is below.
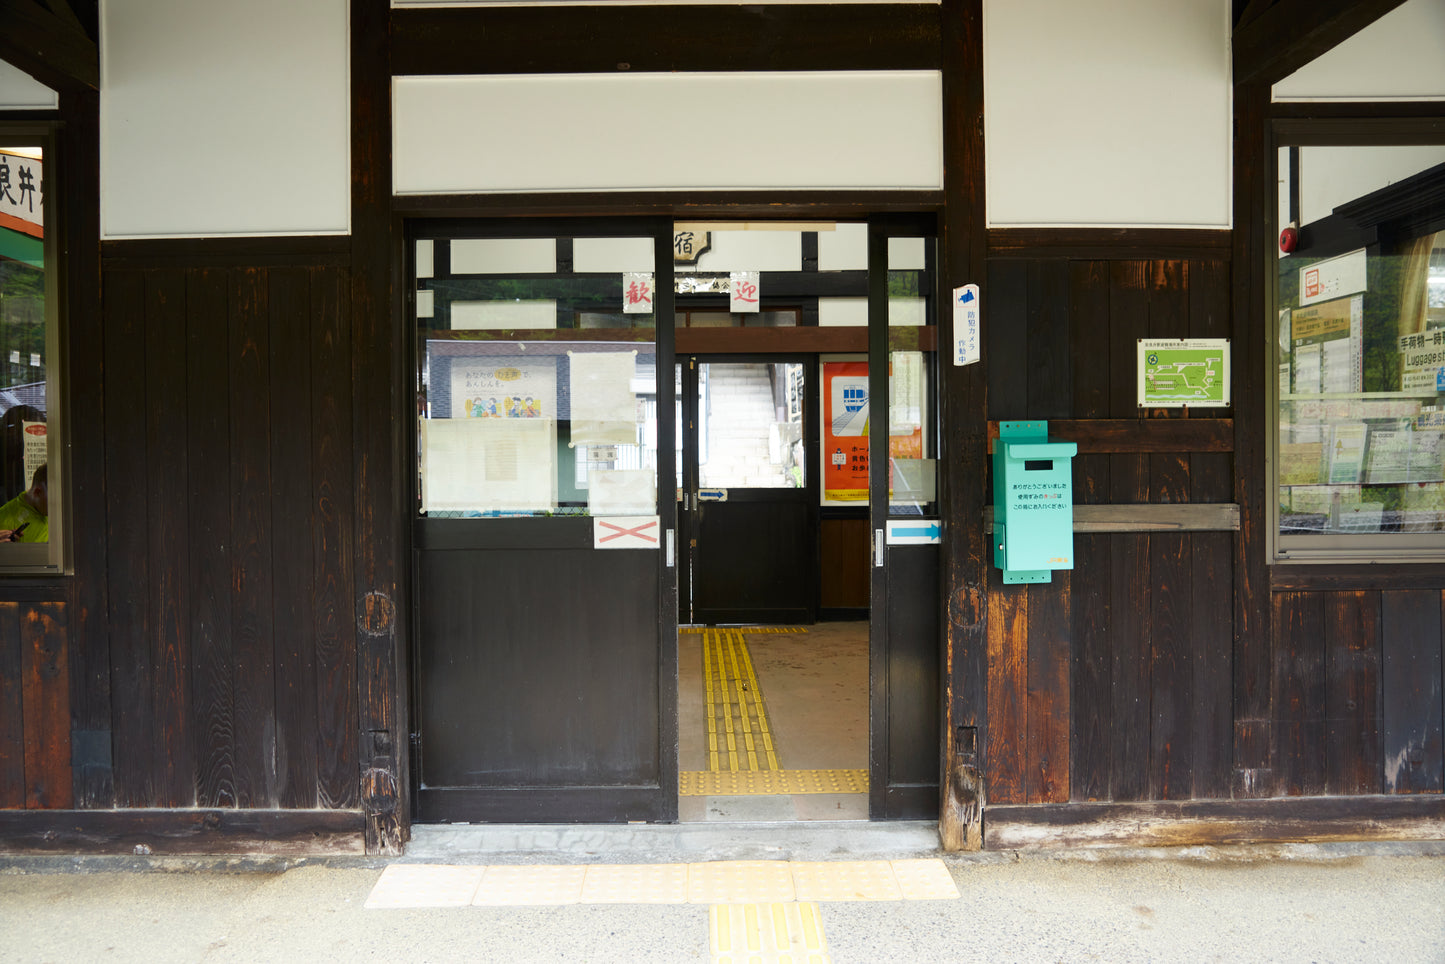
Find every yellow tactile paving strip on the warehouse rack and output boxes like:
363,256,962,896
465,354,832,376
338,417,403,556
703,628,781,773
680,627,809,634
679,768,869,796
366,859,959,908
711,902,829,964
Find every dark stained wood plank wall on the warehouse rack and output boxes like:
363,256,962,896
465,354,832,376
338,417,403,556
985,253,1237,805
74,256,361,813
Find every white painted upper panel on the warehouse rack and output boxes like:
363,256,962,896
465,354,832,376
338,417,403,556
393,72,943,194
1275,0,1445,102
99,0,350,239
0,62,58,110
984,0,1232,228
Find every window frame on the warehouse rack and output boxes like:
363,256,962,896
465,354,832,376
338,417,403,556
0,122,65,575
1268,116,1445,564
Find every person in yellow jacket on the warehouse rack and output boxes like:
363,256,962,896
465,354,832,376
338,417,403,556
0,463,47,543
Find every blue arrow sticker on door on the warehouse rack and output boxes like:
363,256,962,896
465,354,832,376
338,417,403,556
886,520,942,545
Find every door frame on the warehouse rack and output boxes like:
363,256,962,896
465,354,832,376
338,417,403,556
677,352,820,625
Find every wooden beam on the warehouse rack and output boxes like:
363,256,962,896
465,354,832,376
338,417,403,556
986,795,1445,850
392,4,941,76
983,503,1241,533
987,419,1235,454
987,228,1232,262
1233,0,1408,88
0,0,98,92
0,808,365,855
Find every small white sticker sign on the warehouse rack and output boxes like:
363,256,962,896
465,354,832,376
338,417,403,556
593,515,660,549
953,284,980,366
730,271,760,313
887,519,941,545
623,273,654,314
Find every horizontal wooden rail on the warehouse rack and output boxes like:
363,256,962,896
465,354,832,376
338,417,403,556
984,503,1240,533
988,418,1234,454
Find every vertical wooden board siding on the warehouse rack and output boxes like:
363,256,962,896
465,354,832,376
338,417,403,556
1069,533,1111,801
65,89,114,810
312,268,359,810
1189,531,1233,798
985,260,1027,421
1025,577,1070,803
1025,260,1071,421
0,602,22,808
1380,591,1444,794
1324,591,1382,795
22,604,70,809
986,573,1027,805
1069,260,1110,504
187,268,237,809
145,268,194,808
1273,592,1326,796
1147,533,1192,800
268,268,320,809
103,269,154,807
229,268,278,809
1146,261,1191,505
1107,534,1150,802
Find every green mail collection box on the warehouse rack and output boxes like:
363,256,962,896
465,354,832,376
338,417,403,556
992,420,1076,584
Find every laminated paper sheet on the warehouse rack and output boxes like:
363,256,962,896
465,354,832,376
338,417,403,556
422,417,556,513
569,350,639,446
587,468,655,516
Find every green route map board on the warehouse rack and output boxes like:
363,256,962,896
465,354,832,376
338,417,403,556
1137,338,1230,408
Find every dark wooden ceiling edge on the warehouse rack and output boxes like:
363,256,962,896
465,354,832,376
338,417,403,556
1270,102,1445,122
391,4,942,76
987,227,1233,261
100,235,352,268
0,0,98,92
394,192,947,220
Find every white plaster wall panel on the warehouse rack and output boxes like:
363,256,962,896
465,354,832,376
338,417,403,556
1299,146,1445,226
572,237,655,273
0,62,57,110
450,237,557,274
100,0,350,238
1275,0,1445,102
393,72,943,194
818,222,868,271
984,0,1231,228
691,231,801,272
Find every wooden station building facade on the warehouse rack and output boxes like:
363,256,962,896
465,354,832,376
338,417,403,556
0,0,1443,855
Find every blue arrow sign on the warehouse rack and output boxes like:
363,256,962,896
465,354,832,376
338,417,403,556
887,520,942,544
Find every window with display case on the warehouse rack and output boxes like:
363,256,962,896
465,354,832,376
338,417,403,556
1272,128,1445,562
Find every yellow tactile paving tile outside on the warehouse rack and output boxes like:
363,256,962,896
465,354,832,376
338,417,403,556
681,627,808,634
579,863,690,904
689,861,797,904
363,864,485,908
702,628,783,774
679,768,869,796
891,857,962,900
710,902,830,964
472,864,587,905
790,861,903,902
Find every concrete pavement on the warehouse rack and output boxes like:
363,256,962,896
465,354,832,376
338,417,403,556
2,837,1443,963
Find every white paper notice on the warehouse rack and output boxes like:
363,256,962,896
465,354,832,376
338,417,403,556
450,357,556,420
421,417,556,513
953,284,979,365
569,351,639,447
588,469,656,516
730,271,760,313
889,351,923,435
623,273,655,314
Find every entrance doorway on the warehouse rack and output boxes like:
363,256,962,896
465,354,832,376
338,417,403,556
406,217,940,827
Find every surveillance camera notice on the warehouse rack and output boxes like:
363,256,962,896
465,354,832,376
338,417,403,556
1137,338,1230,408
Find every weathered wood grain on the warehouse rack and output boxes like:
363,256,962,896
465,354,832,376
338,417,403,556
985,571,1028,806
1324,591,1381,795
0,808,365,855
0,602,23,808
1381,591,1443,793
1273,592,1327,796
21,604,70,809
1026,577,1070,803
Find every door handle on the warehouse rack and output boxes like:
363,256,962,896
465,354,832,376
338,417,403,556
874,528,885,567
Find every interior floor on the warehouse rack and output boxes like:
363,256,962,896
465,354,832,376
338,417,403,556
677,621,868,822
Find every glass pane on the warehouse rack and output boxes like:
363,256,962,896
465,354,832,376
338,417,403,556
1276,142,1445,544
697,362,804,489
416,235,659,517
0,145,52,559
888,237,938,516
